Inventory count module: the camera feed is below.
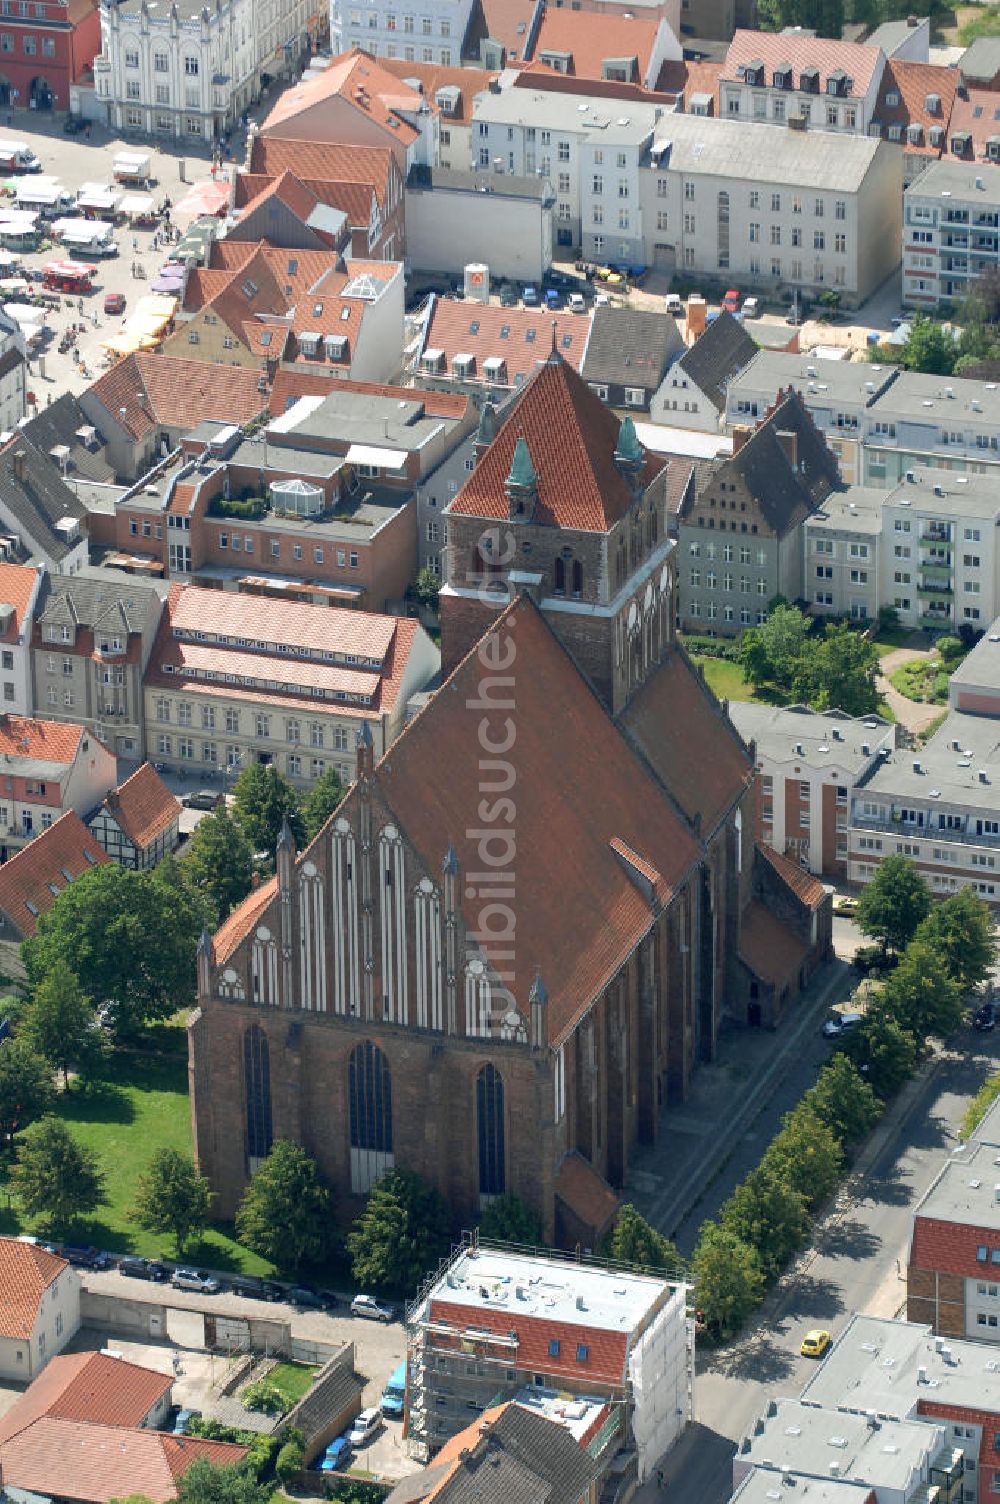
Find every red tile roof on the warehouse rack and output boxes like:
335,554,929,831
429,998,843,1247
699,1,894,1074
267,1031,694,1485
213,874,278,959
87,354,267,441
759,844,828,908
0,1352,170,1442
380,58,497,121
554,1152,619,1239
471,0,540,61
531,8,661,82
682,60,722,110
945,87,1000,162
0,1237,68,1341
910,1214,1000,1281
722,29,883,99
0,561,39,642
100,763,180,852
428,1296,630,1388
0,809,109,937
871,59,956,155
269,369,471,420
247,136,397,215
0,715,85,765
262,47,421,146
447,351,665,532
738,898,809,989
422,298,588,390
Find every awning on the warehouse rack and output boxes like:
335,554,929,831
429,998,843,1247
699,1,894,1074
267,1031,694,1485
134,293,178,319
100,331,158,354
76,189,119,212
344,443,407,470
118,193,156,216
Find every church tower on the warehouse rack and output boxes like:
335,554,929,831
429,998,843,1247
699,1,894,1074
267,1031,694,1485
439,346,677,716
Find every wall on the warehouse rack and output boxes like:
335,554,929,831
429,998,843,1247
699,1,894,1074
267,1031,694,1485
405,183,552,281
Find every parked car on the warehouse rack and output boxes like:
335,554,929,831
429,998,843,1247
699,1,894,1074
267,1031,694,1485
522,285,540,307
63,115,88,135
664,293,684,315
800,1328,831,1358
832,894,859,916
61,1245,112,1269
288,1284,335,1310
228,1276,284,1301
568,292,586,313
351,1293,395,1322
182,789,222,810
349,1408,383,1447
498,283,518,307
721,288,741,313
171,1267,220,1294
119,1255,169,1282
822,1010,862,1039
104,292,126,315
974,1000,996,1032
543,287,562,309
320,1435,353,1472
172,1409,199,1434
741,295,759,319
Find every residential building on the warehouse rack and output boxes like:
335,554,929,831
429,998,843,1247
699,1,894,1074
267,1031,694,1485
18,392,116,491
30,568,165,760
79,354,267,486
462,0,543,67
0,1349,247,1504
803,484,886,623
847,708,1000,901
876,467,1000,635
406,1245,691,1469
903,159,1000,310
144,584,439,786
866,16,931,63
405,165,554,282
908,1121,1000,1340
0,808,108,942
716,31,886,136
948,620,1000,715
638,114,902,308
0,438,88,575
261,48,434,172
382,59,495,172
800,1313,1000,1502
675,390,841,635
942,88,1000,172
414,297,587,398
0,1239,80,1383
581,305,683,412
392,1399,610,1504
728,704,895,878
652,310,757,433
0,716,116,860
0,0,100,113
958,35,1000,91
229,169,354,261
870,57,957,184
724,350,900,485
94,0,311,143
88,762,181,868
529,6,680,90
0,562,44,716
0,311,26,437
329,0,472,69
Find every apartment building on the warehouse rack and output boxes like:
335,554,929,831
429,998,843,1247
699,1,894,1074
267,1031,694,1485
30,569,165,761
143,584,439,787
949,624,1000,716
881,468,1000,634
0,440,88,576
0,716,116,861
0,312,27,437
95,0,313,142
405,1244,691,1472
329,0,473,68
727,703,894,879
0,1239,80,1383
717,30,886,136
415,298,588,398
904,159,1000,310
0,562,44,717
803,485,885,623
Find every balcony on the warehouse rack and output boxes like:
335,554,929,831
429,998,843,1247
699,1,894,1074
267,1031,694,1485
921,558,952,575
917,580,953,597
920,610,953,629
920,527,951,545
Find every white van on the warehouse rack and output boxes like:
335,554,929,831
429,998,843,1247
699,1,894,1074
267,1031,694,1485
665,293,684,315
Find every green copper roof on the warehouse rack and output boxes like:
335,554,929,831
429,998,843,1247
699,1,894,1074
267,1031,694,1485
616,415,643,463
507,435,538,490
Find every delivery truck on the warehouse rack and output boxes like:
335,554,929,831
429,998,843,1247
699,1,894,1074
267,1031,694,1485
0,140,41,173
112,152,153,187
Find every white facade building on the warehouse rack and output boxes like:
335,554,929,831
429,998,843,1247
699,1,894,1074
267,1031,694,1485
330,0,472,66
95,0,311,142
0,1240,81,1383
903,158,1000,310
0,313,26,438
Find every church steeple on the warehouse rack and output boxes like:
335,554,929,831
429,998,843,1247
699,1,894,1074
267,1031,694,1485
475,401,496,461
505,435,538,521
614,414,645,488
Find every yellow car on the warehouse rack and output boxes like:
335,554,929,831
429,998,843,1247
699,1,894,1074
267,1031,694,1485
832,895,859,916
800,1329,832,1359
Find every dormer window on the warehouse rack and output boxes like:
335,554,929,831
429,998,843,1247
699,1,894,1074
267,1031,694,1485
773,64,791,89
885,89,900,107
799,66,819,93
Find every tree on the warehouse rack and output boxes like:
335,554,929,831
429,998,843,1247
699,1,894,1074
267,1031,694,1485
478,1192,545,1247
600,1203,683,1275
414,567,440,610
23,863,205,1038
914,889,996,994
761,1103,843,1212
794,622,880,717
134,1147,213,1255
301,767,346,845
232,764,304,856
806,1054,881,1149
962,1070,1000,1139
871,315,958,375
880,939,963,1043
0,1037,53,1150
738,604,809,691
184,805,254,923
19,960,105,1088
855,854,931,955
842,1008,917,1099
691,1223,765,1342
719,1169,809,1280
11,1117,105,1229
235,1140,332,1273
347,1168,451,1296
175,1458,273,1504
275,1437,305,1486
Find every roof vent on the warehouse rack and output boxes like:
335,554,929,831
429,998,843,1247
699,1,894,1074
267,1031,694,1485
913,760,922,773
862,743,870,756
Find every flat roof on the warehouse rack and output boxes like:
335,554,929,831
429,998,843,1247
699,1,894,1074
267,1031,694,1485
728,702,893,773
947,618,1000,689
651,113,884,191
510,1387,609,1443
907,157,1000,205
914,1139,1000,1230
732,1475,874,1504
742,1400,940,1494
799,1313,1000,1418
632,421,732,459
473,85,662,139
806,485,885,535
859,709,1000,812
868,370,1000,423
427,1248,668,1333
884,464,1000,517
267,389,456,450
729,350,899,405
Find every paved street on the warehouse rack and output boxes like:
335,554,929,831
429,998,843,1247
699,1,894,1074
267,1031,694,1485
639,1025,1000,1504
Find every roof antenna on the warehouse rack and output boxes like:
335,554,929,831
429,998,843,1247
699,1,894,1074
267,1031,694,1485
550,318,558,358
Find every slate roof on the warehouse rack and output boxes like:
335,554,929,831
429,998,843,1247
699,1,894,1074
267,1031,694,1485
675,311,757,411
0,1238,68,1341
85,354,267,444
97,763,179,852
429,1404,603,1504
0,809,108,938
580,305,682,391
447,350,666,532
959,35,1000,83
35,569,160,635
0,434,87,562
20,393,115,484
718,389,841,536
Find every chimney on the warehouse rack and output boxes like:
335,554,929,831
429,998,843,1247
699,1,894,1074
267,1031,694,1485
775,429,799,471
12,450,26,483
731,424,751,454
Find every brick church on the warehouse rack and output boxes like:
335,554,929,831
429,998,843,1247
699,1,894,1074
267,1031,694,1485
189,346,832,1248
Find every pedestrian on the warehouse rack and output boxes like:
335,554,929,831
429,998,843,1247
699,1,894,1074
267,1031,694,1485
656,1471,664,1490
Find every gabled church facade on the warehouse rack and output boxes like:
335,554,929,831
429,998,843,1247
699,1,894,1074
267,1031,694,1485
189,349,832,1248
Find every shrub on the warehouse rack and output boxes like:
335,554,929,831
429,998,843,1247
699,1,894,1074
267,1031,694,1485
241,1380,285,1415
934,634,964,661
276,1438,305,1486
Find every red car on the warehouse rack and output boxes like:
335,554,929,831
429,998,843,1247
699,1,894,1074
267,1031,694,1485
104,292,126,315
722,289,741,313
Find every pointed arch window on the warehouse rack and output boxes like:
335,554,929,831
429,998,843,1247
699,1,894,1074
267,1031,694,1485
572,560,583,598
554,556,566,596
477,1063,505,1200
349,1040,394,1193
244,1025,272,1170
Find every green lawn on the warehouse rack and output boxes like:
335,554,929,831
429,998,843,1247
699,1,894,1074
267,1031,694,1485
959,3,1000,43
267,1362,319,1408
690,654,758,703
890,656,959,706
0,1023,274,1275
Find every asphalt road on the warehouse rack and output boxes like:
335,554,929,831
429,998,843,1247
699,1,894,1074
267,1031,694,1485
642,1025,1000,1504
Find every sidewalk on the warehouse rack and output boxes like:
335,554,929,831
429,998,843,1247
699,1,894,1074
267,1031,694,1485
623,959,854,1243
